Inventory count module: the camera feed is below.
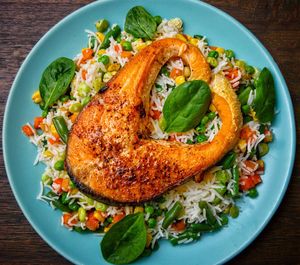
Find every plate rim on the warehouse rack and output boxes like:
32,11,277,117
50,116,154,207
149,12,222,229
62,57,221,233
2,0,296,264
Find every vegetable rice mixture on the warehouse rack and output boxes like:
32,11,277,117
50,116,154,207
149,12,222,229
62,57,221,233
22,6,275,264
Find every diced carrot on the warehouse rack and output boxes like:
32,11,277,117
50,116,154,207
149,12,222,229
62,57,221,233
113,213,125,223
244,160,258,172
170,68,183,79
120,51,133,59
240,126,255,141
52,178,63,193
82,48,94,60
33,117,44,129
114,45,121,53
61,178,70,192
239,174,262,191
48,135,60,145
264,129,273,142
63,213,77,226
150,110,161,120
22,125,34,137
70,113,78,123
171,220,186,232
81,69,87,80
209,46,217,50
86,212,100,231
251,174,262,185
225,68,239,80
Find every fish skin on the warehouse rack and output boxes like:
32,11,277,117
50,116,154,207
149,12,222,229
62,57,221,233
66,38,242,204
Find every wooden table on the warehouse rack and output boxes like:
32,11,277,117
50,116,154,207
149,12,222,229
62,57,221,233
0,1,299,264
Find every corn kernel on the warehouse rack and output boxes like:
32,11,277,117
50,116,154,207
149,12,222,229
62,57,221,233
111,71,117,76
183,66,191,78
189,38,199,46
107,63,120,72
96,32,105,42
185,34,192,40
103,72,113,83
136,42,147,52
61,178,70,192
32,90,42,104
175,33,187,42
175,75,185,85
216,47,225,55
104,224,112,233
97,49,106,56
93,210,105,222
249,107,258,122
134,206,144,213
145,40,152,46
50,123,59,138
70,113,78,123
43,150,53,158
146,233,152,248
70,188,79,195
209,104,216,112
238,139,247,153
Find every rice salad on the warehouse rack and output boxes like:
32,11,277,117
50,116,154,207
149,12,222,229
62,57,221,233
22,6,274,263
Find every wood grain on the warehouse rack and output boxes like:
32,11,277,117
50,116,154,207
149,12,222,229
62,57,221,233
0,0,299,264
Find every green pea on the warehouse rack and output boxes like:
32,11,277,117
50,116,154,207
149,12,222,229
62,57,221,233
207,57,218,68
95,202,108,212
208,50,219,59
41,109,49,118
85,196,94,205
61,192,70,205
245,65,255,75
242,105,250,115
160,66,170,77
186,139,194,145
208,112,216,120
145,205,154,215
82,96,91,107
69,201,80,211
216,170,229,185
78,207,87,222
95,19,109,32
212,197,221,205
54,160,64,171
225,49,235,59
107,216,113,223
235,60,245,69
117,35,123,43
60,95,70,103
78,82,91,97
147,218,157,228
215,185,227,195
201,115,210,126
98,55,110,65
196,134,208,143
258,143,269,157
196,124,206,133
229,205,239,218
220,214,229,225
41,174,52,185
154,15,162,25
121,41,132,51
247,188,259,198
69,103,82,113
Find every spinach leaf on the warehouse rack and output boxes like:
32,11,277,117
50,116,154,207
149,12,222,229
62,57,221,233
100,213,147,264
125,6,157,40
160,80,211,133
39,57,75,109
253,67,275,123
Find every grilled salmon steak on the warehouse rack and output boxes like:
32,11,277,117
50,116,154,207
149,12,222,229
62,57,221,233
66,38,242,204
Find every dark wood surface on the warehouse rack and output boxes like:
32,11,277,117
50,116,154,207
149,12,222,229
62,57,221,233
0,0,299,264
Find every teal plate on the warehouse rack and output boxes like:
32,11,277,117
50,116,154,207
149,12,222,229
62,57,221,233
3,0,296,264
